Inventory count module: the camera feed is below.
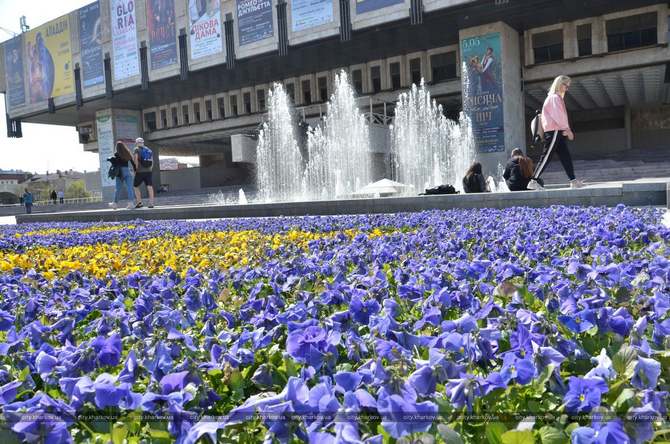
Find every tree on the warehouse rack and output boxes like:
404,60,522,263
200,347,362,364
64,180,91,199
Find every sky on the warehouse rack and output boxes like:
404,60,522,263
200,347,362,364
0,0,109,174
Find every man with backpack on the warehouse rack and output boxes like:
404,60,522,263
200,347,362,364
132,137,155,208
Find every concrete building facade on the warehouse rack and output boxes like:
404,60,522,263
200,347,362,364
2,0,669,196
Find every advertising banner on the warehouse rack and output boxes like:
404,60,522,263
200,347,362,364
96,114,115,188
25,16,73,103
4,36,25,108
291,0,333,32
355,0,403,14
147,0,177,69
188,0,223,59
237,0,273,46
110,0,139,81
79,2,104,88
461,32,505,153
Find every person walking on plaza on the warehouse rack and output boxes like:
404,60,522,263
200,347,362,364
503,148,534,191
132,137,155,208
109,141,136,210
57,190,64,204
462,162,490,193
50,189,57,204
23,189,33,214
529,75,583,189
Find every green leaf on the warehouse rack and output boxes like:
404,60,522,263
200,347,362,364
501,430,535,444
612,344,637,377
111,422,128,444
539,425,567,444
485,422,508,444
613,388,636,410
437,424,465,444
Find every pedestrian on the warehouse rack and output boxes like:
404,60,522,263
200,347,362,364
462,162,490,193
23,189,33,214
57,190,64,204
50,189,57,204
529,75,583,189
132,137,155,208
503,148,534,191
108,141,136,210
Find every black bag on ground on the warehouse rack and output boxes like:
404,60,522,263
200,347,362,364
420,184,459,195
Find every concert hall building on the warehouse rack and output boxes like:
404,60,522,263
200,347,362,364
2,0,669,197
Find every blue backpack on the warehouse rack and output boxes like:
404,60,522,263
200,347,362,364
139,146,153,168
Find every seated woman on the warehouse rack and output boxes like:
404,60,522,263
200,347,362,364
462,162,490,193
503,148,534,191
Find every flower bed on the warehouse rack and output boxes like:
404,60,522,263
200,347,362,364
0,205,668,444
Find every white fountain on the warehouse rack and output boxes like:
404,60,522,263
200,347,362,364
255,83,304,202
304,71,372,199
391,80,475,194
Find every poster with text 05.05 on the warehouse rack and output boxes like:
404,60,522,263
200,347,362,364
461,32,505,153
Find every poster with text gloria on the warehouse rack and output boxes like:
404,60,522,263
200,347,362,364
25,15,73,103
188,0,223,59
460,32,505,153
111,0,139,81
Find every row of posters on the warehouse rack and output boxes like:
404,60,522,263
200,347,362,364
4,0,409,108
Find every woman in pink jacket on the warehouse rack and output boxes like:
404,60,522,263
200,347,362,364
531,75,584,189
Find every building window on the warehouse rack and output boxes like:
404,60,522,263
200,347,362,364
430,52,456,83
229,95,238,116
577,24,592,56
182,105,190,125
317,76,328,102
370,66,381,93
409,58,422,85
606,12,657,52
217,98,225,119
257,89,266,111
194,102,201,122
302,79,312,105
160,109,167,128
243,92,252,114
205,100,212,120
144,112,157,131
172,107,178,126
286,83,295,102
532,29,564,63
352,69,363,94
389,62,401,90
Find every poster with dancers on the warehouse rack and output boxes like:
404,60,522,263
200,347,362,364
79,2,104,88
4,36,25,107
461,32,505,153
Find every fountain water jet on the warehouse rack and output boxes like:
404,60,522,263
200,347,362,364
391,80,475,193
304,71,371,199
255,83,304,202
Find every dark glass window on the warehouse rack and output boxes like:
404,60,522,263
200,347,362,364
533,29,564,63
217,98,225,119
370,66,381,93
389,62,401,90
172,107,178,126
160,109,167,128
194,102,201,122
430,52,457,83
144,112,157,131
317,76,328,102
352,69,363,94
229,95,238,116
243,92,252,114
286,83,295,102
409,58,422,85
182,105,190,125
302,79,312,105
205,100,212,120
577,24,592,56
257,89,266,111
607,12,657,52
